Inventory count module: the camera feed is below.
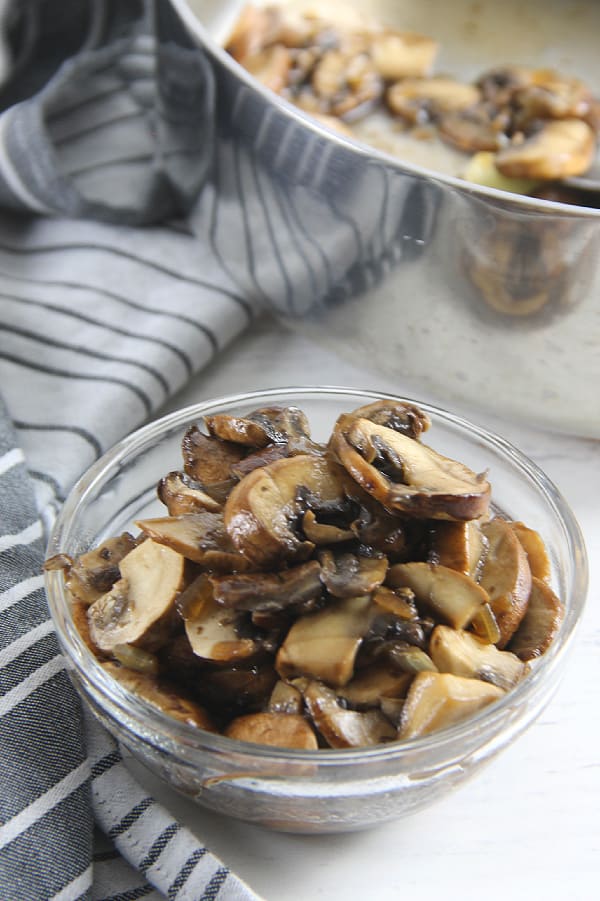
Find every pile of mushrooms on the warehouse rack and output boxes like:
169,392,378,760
225,3,599,192
47,399,564,750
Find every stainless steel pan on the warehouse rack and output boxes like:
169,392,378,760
157,0,600,436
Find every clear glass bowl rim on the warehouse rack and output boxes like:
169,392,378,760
45,385,589,767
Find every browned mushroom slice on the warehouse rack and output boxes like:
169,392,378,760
87,539,186,652
387,561,488,629
303,680,397,748
268,679,304,715
318,550,388,598
225,4,282,63
63,533,137,606
225,711,318,749
513,70,593,123
495,119,596,180
370,30,438,80
438,105,504,153
387,77,480,123
224,453,348,568
331,417,491,521
479,519,532,648
135,512,249,571
184,594,258,663
336,663,412,709
158,471,222,516
372,585,418,620
230,444,292,479
476,65,535,106
342,399,431,438
428,520,488,578
206,404,312,448
311,49,382,120
276,595,375,687
102,661,215,730
508,521,552,583
209,560,322,613
181,425,245,485
398,671,505,739
508,576,564,661
429,625,525,691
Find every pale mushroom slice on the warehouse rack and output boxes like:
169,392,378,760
428,519,488,578
223,453,348,568
398,671,505,739
276,595,375,687
429,625,525,691
479,519,532,648
462,151,541,196
184,594,258,664
87,539,186,653
387,77,480,123
157,471,222,516
318,550,388,598
495,119,596,180
508,521,552,583
330,417,491,521
135,512,250,571
370,30,439,80
508,576,564,661
268,680,304,715
62,533,137,606
225,711,318,750
336,663,412,709
241,44,292,94
387,561,488,630
302,680,397,748
102,661,215,730
209,560,323,613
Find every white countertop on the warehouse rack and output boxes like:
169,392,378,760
129,314,600,901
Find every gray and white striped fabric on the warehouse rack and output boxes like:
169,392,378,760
0,2,262,898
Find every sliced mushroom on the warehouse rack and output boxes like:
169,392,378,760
181,425,245,485
276,594,374,687
209,560,323,613
268,679,304,715
302,680,397,748
428,520,488,578
508,521,552,583
102,661,215,730
476,65,535,106
370,30,438,80
342,399,431,438
225,4,282,63
318,550,388,598
112,643,159,675
387,561,488,629
372,585,418,620
387,77,480,123
302,509,355,545
336,662,412,709
224,453,348,568
225,711,318,749
495,119,596,180
398,671,505,739
206,405,312,448
185,594,258,663
508,576,564,661
331,417,491,521
158,471,222,516
311,48,382,119
479,519,532,648
438,104,505,153
242,44,292,94
512,70,593,124
63,533,137,606
87,539,186,652
429,624,525,691
135,512,249,571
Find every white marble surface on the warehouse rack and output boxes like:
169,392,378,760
131,314,600,901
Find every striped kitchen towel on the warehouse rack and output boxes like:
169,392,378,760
0,1,262,899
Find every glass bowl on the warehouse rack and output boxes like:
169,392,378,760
44,387,588,833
